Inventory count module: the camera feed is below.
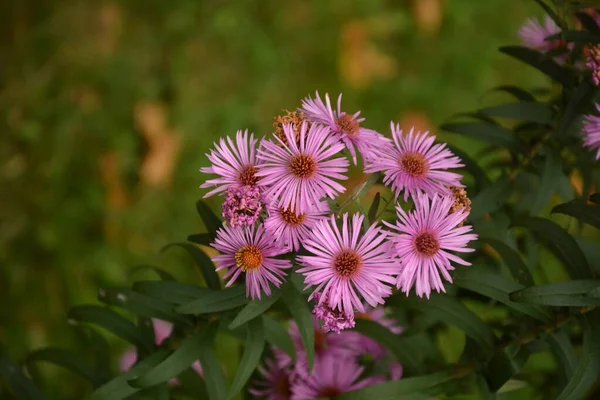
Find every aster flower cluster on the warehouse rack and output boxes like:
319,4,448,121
251,307,402,400
200,91,478,328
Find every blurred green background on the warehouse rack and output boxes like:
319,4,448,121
1,0,550,397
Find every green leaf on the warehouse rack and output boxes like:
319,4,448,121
187,233,213,246
479,102,554,124
575,12,600,33
98,287,192,326
556,81,594,139
446,145,490,191
452,268,551,322
68,305,153,352
227,318,265,399
531,151,562,215
470,177,512,219
337,370,455,400
491,85,535,102
397,295,495,351
533,0,562,28
485,342,531,392
176,285,247,314
499,46,571,87
26,347,102,387
552,199,600,229
547,329,578,380
339,173,381,212
196,199,222,234
353,319,426,375
161,242,221,290
556,311,600,400
509,280,600,306
281,284,314,370
0,358,45,400
89,350,169,400
367,192,381,223
130,332,204,388
229,290,282,330
197,324,227,400
262,314,295,360
515,217,594,279
560,30,600,44
482,238,534,286
133,280,210,305
440,122,518,149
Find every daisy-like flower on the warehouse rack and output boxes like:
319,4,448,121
257,122,349,214
582,103,600,159
518,16,569,63
250,356,293,400
297,213,398,318
211,224,292,299
200,129,262,197
290,352,376,400
263,202,328,252
300,92,390,164
385,192,478,298
222,185,263,226
365,124,464,202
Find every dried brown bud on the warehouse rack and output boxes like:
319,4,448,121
448,186,471,227
273,110,309,146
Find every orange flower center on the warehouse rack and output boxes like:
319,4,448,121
336,114,360,137
399,151,429,178
289,154,317,178
238,165,260,186
333,250,363,278
234,246,263,272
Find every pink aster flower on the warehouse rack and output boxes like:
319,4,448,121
300,92,390,164
297,213,398,319
385,192,478,298
222,185,263,226
200,129,263,197
211,224,292,299
341,306,402,358
364,124,464,202
518,16,570,64
312,292,355,334
263,202,328,252
583,103,600,159
250,356,293,400
290,352,375,399
257,122,349,214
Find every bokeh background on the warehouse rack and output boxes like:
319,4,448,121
1,0,549,397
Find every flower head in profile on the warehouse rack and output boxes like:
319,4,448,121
257,122,349,213
385,193,478,298
290,352,376,399
300,92,390,164
518,16,569,63
211,224,292,299
250,356,293,400
297,213,398,318
583,103,600,159
365,124,464,202
264,202,329,252
222,185,263,226
200,130,263,197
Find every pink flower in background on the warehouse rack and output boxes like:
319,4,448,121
519,16,561,52
342,306,402,358
257,122,349,213
200,130,263,197
297,213,398,319
300,92,390,164
250,356,293,400
212,224,292,299
385,193,477,298
119,319,202,384
289,353,377,399
263,202,328,252
222,185,263,226
582,103,600,159
365,124,463,202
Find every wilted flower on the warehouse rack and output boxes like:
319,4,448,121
201,130,262,197
257,122,349,214
365,124,464,202
300,92,390,164
273,110,309,146
385,193,477,298
212,224,292,299
583,103,600,159
263,202,329,252
584,45,600,86
297,213,398,319
312,292,356,334
222,185,263,226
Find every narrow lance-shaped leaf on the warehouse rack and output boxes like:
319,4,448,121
176,285,248,314
499,46,571,87
490,85,535,102
552,199,600,230
26,347,103,387
485,342,531,392
547,329,578,381
470,177,512,220
227,318,265,399
556,81,594,139
197,324,227,400
161,242,221,290
133,280,210,306
515,217,595,279
196,199,222,235
229,289,282,330
262,314,295,361
282,284,315,370
531,150,562,215
367,192,381,223
483,238,534,286
509,280,600,306
441,122,518,149
479,102,554,124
